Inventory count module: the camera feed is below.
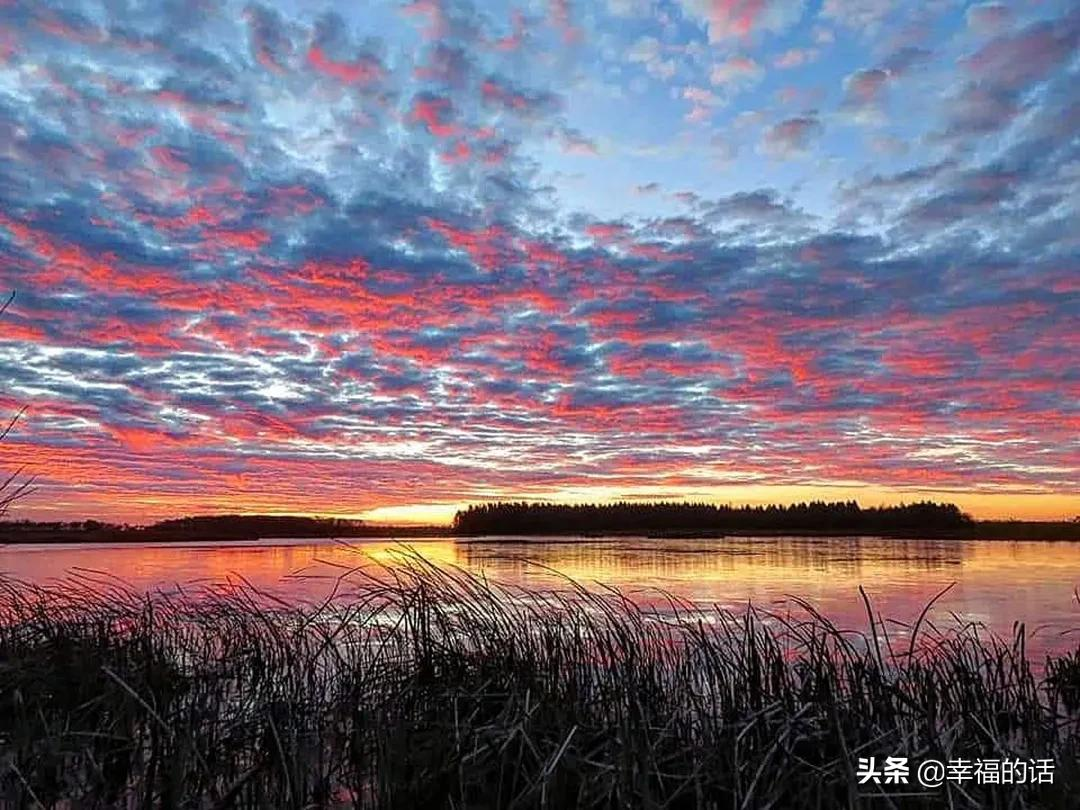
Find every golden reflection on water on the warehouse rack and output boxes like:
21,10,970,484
2,536,1078,654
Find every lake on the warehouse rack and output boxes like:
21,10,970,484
2,535,1078,657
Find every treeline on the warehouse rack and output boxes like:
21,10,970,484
146,515,367,540
0,515,372,544
452,500,975,536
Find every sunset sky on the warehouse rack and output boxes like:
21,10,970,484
0,0,1077,524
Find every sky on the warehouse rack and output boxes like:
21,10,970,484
0,0,1077,524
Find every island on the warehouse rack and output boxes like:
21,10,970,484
451,500,1080,541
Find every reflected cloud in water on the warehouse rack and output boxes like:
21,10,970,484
2,536,1077,656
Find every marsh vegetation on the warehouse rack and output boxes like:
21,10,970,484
1,552,1078,808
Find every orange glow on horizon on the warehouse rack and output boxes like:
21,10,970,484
361,487,1078,526
9,483,1074,526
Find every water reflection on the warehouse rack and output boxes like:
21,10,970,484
457,536,967,581
2,535,1077,655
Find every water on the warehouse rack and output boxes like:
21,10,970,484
3,535,1078,656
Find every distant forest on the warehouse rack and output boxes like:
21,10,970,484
452,500,976,536
0,515,375,544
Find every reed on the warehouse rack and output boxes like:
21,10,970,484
0,551,1076,808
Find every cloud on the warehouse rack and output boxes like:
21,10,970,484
820,0,896,32
761,115,822,158
842,67,891,122
243,4,294,73
414,43,472,87
869,134,908,155
966,3,1012,35
682,85,720,122
408,93,458,137
844,68,890,103
558,127,599,156
709,135,739,165
961,16,1079,93
607,0,652,17
774,48,819,69
678,0,805,43
941,10,1079,140
710,55,763,90
941,83,1019,137
626,36,676,80
306,12,384,85
480,77,562,119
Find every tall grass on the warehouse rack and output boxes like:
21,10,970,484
0,552,1077,808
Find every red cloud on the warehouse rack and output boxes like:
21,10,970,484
409,95,458,137
209,227,271,252
307,46,384,84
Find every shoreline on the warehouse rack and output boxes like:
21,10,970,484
3,522,1078,545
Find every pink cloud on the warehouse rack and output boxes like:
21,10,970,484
409,95,458,137
761,115,822,157
963,19,1077,92
307,46,384,85
774,48,818,69
679,0,805,43
710,55,763,87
